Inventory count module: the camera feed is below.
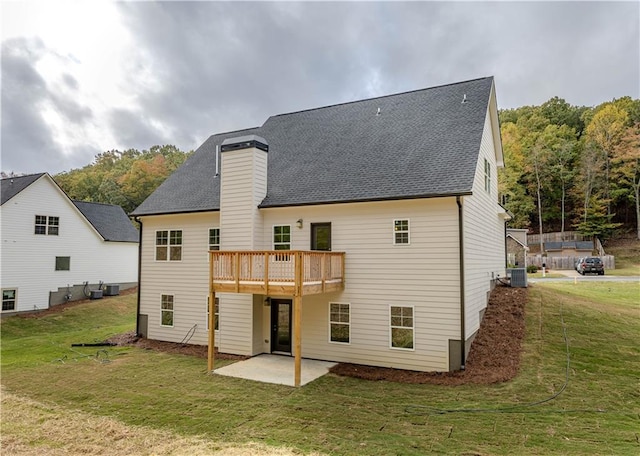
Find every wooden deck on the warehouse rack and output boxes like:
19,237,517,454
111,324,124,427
209,250,345,297
207,250,345,386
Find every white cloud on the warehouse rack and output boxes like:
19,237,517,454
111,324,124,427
1,1,638,175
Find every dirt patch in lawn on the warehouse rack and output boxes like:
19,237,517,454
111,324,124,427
106,331,249,361
329,285,528,385
105,285,526,383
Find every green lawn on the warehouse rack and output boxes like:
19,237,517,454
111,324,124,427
607,241,640,276
2,285,639,455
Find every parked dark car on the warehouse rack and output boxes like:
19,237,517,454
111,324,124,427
578,257,605,275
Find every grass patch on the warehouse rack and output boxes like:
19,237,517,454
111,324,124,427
2,288,639,455
0,389,309,456
537,281,640,312
607,238,640,276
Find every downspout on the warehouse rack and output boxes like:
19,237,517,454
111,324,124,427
456,196,466,370
135,217,143,336
504,223,508,268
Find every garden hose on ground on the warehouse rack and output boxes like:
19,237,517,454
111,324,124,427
405,296,605,416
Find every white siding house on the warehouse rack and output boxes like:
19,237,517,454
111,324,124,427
132,77,507,378
1,173,139,313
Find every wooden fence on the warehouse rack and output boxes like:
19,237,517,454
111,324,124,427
527,255,615,270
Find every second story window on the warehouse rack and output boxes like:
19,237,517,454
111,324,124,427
393,219,410,245
484,158,491,193
35,215,59,235
273,225,291,250
156,230,182,261
209,228,220,251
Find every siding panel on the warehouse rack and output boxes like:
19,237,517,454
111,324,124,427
462,102,506,339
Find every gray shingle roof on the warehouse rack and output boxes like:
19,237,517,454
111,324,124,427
1,173,46,205
73,200,139,242
132,76,494,216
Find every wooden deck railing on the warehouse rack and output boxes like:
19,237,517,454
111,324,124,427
209,250,345,296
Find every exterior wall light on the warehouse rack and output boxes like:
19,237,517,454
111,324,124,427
296,219,303,229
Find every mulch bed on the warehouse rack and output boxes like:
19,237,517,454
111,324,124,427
329,285,528,385
106,332,248,361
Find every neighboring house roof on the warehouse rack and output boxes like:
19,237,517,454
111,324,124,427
545,241,594,251
1,173,138,243
506,234,529,251
1,173,46,205
132,76,497,216
73,200,140,243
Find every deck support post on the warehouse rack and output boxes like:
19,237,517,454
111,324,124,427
208,252,216,372
294,251,303,387
294,294,302,387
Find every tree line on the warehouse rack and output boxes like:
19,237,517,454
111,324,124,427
54,145,191,214
498,96,640,242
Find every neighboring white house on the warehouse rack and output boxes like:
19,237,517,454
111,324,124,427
131,77,507,378
1,173,139,313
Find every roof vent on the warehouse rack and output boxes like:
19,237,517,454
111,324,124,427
376,107,381,116
462,94,468,104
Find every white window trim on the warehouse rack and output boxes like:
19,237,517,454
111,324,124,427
155,229,183,262
389,305,415,351
206,296,220,332
160,294,174,327
272,224,292,250
208,227,220,261
1,288,17,312
328,302,351,345
393,219,411,245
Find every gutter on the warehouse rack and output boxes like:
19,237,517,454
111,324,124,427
457,196,466,370
135,217,143,336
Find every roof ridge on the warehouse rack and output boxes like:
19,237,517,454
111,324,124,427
211,126,262,138
269,76,493,119
0,172,46,181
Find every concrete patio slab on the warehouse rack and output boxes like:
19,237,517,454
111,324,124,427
214,354,337,387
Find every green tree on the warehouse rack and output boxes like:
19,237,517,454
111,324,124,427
611,123,640,239
55,144,191,213
576,197,621,242
539,96,588,137
499,122,536,229
538,124,578,235
584,104,630,215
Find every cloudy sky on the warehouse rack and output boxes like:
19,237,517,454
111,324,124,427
1,1,638,175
